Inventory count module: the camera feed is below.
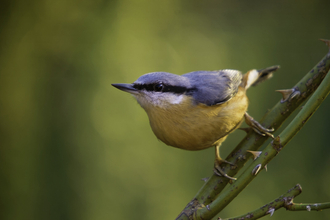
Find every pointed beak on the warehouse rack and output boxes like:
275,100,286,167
112,83,138,94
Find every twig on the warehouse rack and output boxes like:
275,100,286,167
285,202,330,212
219,184,330,220
219,184,302,220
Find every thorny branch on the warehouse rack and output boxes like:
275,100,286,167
176,40,330,220
220,184,330,220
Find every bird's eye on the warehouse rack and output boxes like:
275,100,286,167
154,83,164,92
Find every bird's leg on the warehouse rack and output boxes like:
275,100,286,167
213,144,237,181
244,112,274,138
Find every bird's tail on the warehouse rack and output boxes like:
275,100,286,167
241,65,280,90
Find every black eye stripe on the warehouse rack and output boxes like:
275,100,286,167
133,83,195,94
163,85,186,93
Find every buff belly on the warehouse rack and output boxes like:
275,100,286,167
144,87,248,151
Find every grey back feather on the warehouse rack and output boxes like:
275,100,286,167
183,69,242,106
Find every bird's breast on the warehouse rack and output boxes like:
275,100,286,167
143,88,248,150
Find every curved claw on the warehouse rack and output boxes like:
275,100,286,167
244,112,274,139
214,159,237,181
214,167,237,181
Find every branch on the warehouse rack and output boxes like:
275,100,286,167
220,184,330,220
196,66,330,219
220,184,302,220
286,202,330,212
176,40,330,220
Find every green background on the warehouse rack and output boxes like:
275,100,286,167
1,1,330,219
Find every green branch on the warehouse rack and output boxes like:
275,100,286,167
176,40,330,220
220,184,330,220
220,184,302,220
196,67,330,219
286,202,330,212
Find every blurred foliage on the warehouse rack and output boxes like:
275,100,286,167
0,0,330,220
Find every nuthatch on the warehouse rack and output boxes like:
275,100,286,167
112,65,279,180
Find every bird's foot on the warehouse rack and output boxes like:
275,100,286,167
213,158,237,181
244,112,274,138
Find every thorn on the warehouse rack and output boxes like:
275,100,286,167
284,197,293,206
276,89,294,101
206,205,211,210
239,127,251,133
320,39,330,50
264,164,268,172
246,150,262,160
290,90,301,101
201,177,209,182
276,88,300,103
252,164,262,175
267,207,275,217
306,205,311,211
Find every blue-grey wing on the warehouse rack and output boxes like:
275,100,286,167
182,69,242,106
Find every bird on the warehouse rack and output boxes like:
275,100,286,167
112,65,279,180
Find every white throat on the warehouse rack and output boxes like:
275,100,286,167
133,92,185,109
